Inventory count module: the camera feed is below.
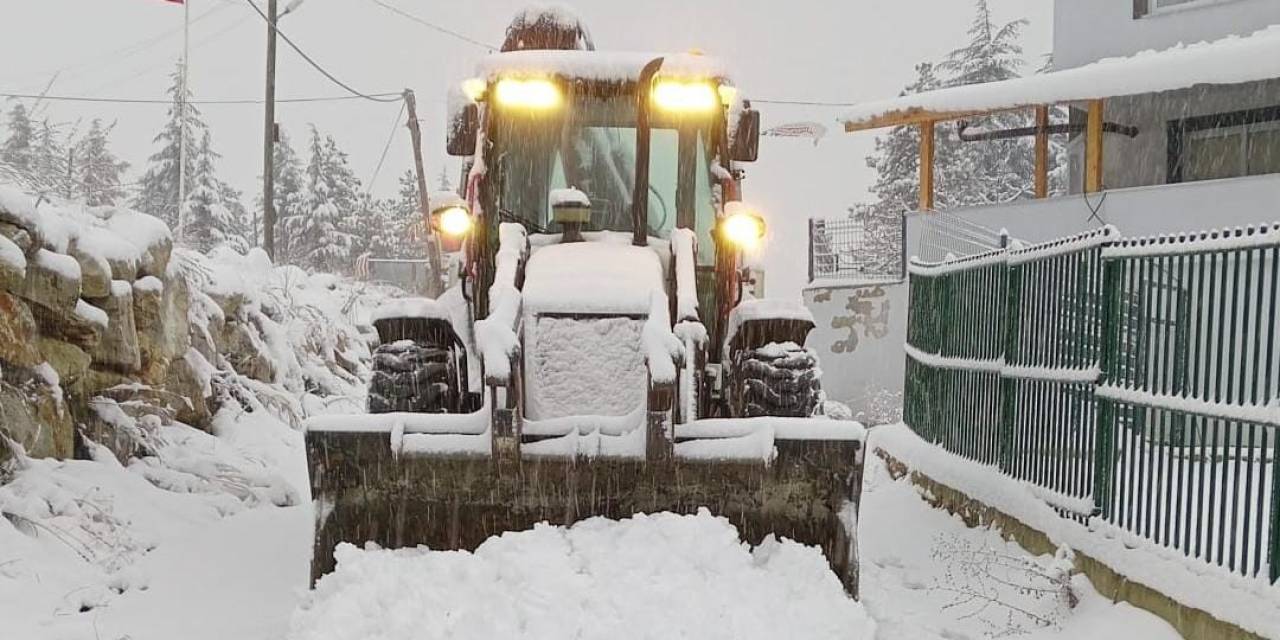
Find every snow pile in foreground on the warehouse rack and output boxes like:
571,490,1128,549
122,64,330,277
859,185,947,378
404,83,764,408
290,510,874,640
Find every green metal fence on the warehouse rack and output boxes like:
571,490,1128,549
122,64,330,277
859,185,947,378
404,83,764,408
903,223,1280,582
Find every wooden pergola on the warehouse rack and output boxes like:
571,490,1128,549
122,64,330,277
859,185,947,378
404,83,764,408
838,24,1280,213
842,99,1106,211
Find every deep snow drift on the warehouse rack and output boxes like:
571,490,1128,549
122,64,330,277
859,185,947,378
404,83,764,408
291,510,875,640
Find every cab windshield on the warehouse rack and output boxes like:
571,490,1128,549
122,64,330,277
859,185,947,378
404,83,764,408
491,90,719,264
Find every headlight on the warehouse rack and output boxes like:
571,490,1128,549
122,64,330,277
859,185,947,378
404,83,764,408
461,77,487,102
653,80,719,112
493,78,561,110
721,209,766,249
433,206,473,237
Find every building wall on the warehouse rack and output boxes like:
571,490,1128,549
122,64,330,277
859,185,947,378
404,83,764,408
1054,0,1280,70
803,280,907,424
1064,79,1280,192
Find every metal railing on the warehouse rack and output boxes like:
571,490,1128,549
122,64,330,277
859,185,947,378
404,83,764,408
903,223,1280,582
809,216,906,283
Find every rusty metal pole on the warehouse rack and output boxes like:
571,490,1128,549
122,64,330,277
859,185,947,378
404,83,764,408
403,89,445,298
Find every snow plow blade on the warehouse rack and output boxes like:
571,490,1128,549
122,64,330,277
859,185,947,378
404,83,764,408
305,417,865,598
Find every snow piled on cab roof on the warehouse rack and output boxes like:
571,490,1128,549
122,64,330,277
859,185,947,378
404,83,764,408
476,49,729,82
842,24,1280,129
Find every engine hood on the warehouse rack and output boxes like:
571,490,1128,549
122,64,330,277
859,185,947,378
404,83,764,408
521,242,665,316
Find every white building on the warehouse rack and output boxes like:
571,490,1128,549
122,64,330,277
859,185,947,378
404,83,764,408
806,1,1280,418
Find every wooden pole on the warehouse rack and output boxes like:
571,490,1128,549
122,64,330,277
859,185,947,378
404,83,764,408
403,89,445,298
177,0,189,242
1034,105,1049,199
1085,99,1104,194
262,0,278,259
919,120,935,212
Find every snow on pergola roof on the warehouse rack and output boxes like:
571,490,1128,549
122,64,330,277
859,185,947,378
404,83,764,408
476,50,729,83
841,25,1280,132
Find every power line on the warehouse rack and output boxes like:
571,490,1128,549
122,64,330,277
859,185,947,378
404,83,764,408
240,0,401,103
367,0,495,51
364,99,407,198
0,91,402,105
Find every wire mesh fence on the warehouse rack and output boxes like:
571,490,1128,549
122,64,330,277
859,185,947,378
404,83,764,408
808,216,905,283
903,222,1280,583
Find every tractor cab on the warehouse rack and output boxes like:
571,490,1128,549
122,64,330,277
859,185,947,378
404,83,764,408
303,7,862,598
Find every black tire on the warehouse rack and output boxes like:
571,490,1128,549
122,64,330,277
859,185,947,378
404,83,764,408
733,342,821,418
367,341,456,414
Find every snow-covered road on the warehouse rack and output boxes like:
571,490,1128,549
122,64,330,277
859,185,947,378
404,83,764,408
2,429,1182,639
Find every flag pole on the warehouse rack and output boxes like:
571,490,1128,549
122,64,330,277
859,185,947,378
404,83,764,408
177,0,190,243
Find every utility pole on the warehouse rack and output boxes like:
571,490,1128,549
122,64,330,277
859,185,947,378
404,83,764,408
262,0,278,260
403,89,445,298
177,0,190,242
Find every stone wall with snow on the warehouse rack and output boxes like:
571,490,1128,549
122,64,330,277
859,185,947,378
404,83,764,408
0,185,378,464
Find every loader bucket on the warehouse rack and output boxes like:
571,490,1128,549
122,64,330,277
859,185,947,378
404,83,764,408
305,414,865,597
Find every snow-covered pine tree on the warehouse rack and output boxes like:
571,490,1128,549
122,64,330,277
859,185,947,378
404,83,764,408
1,102,35,175
850,63,946,275
288,125,358,272
935,0,1035,207
30,118,75,200
219,181,253,252
133,62,205,229
182,131,245,253
264,128,305,261
74,119,130,206
384,169,426,259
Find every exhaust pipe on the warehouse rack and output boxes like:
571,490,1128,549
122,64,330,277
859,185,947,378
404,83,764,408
631,57,664,247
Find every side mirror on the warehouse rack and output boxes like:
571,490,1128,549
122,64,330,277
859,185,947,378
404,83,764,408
447,103,478,157
731,108,760,162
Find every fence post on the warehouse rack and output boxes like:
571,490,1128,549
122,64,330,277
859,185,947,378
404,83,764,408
1093,257,1122,518
999,261,1019,473
1270,432,1280,583
808,218,815,284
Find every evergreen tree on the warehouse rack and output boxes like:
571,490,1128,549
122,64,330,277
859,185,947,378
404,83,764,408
288,125,358,272
264,128,305,260
1,102,35,174
182,131,245,253
935,0,1035,207
31,118,74,199
134,62,205,229
74,119,130,206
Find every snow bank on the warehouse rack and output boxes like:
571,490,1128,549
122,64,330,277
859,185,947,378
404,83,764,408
872,423,1280,638
290,510,873,640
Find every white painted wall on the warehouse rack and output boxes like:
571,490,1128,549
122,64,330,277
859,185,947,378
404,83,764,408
1054,0,1280,69
804,281,907,424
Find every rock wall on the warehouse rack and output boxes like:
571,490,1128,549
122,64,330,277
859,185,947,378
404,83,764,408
0,189,284,460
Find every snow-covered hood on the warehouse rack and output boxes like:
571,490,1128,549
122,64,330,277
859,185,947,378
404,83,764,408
521,242,664,316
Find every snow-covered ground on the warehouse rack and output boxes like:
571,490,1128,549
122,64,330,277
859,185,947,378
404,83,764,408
2,421,1183,639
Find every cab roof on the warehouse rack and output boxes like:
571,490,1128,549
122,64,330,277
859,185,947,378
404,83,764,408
476,50,730,84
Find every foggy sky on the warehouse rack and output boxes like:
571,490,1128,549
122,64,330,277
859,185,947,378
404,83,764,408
0,0,1051,296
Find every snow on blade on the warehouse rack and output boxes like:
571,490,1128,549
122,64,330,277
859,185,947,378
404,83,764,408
289,510,874,640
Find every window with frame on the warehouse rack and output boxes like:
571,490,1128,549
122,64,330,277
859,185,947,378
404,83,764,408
1167,106,1280,183
1134,0,1240,17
